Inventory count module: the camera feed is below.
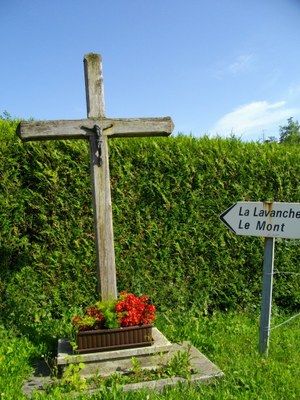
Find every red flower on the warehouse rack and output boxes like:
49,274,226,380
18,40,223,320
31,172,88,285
72,292,156,331
116,292,156,327
87,307,104,322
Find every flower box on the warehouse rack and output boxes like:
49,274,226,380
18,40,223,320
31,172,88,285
76,324,153,354
72,292,156,353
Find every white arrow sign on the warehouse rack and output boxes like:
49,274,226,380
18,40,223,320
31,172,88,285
220,201,300,239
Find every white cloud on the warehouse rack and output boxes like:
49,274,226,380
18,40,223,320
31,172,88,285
288,82,300,99
228,54,254,74
262,69,281,89
211,100,299,139
214,53,254,79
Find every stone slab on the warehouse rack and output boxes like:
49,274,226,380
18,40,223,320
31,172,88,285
57,327,172,376
23,329,224,397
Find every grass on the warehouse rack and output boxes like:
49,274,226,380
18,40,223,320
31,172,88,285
159,308,300,399
0,325,45,399
0,310,299,399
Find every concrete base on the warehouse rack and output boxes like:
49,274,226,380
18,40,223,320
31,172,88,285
57,328,224,388
57,328,173,376
23,329,224,396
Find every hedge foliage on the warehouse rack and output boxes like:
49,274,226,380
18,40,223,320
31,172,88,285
0,115,299,338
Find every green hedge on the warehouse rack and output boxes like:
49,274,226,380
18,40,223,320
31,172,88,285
0,116,299,338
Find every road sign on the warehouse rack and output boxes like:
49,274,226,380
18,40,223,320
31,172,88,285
220,201,300,355
220,201,300,239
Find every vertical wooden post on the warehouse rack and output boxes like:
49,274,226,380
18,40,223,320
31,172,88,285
258,237,275,355
84,53,117,300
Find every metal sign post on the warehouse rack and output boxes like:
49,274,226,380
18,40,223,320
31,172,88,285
258,237,275,355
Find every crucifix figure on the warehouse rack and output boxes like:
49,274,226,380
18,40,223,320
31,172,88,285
17,53,174,301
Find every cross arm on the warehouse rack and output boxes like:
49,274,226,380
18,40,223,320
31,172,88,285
17,117,174,142
103,117,174,138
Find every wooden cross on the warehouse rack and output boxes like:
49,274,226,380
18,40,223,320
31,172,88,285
17,53,174,301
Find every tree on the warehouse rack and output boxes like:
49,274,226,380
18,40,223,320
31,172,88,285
279,117,300,144
0,111,12,121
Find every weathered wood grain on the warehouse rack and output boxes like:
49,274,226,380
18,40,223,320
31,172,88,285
17,117,174,141
84,53,105,118
84,53,117,300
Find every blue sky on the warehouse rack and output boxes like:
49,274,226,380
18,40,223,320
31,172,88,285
1,0,300,141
